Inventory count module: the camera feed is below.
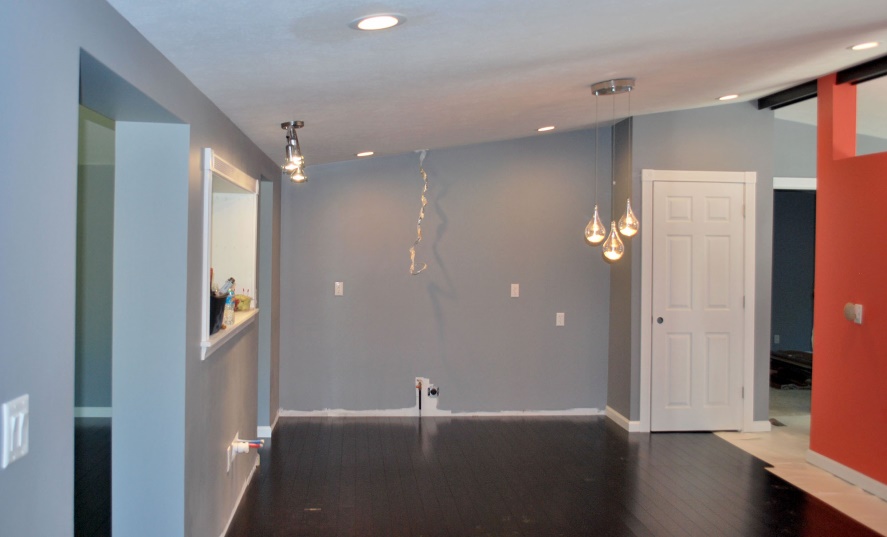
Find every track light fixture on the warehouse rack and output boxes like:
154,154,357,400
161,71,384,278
281,121,307,183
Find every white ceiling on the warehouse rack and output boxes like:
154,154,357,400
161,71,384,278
105,0,887,167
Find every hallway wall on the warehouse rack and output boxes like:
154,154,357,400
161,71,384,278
0,2,280,535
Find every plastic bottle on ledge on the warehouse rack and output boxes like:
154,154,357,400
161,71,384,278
219,277,235,295
223,287,235,326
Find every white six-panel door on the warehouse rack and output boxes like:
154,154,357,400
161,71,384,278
650,180,745,431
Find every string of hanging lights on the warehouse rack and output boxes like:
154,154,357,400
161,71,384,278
585,78,639,262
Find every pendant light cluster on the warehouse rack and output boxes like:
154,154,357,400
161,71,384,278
281,121,308,183
584,78,638,262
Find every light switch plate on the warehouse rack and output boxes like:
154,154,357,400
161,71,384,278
556,312,565,327
2,394,29,469
334,282,344,296
510,283,519,298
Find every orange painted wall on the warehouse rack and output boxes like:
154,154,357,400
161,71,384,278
811,73,887,484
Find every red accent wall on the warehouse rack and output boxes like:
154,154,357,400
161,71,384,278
811,73,887,484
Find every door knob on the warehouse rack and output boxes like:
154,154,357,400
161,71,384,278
657,317,663,324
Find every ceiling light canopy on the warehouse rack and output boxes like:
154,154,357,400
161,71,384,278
850,41,880,51
719,94,739,101
537,126,556,132
350,13,406,31
356,151,375,157
591,78,634,96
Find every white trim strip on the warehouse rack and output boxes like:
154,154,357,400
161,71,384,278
218,457,259,537
773,176,816,190
741,172,758,432
75,407,112,418
606,405,641,432
279,408,604,418
807,449,887,502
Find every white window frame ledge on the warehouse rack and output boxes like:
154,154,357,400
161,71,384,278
200,309,258,360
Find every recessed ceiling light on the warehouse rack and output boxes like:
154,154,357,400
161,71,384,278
349,13,406,31
356,151,375,157
718,94,739,101
537,126,555,132
850,41,880,51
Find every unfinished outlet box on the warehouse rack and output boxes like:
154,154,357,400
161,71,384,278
226,431,239,474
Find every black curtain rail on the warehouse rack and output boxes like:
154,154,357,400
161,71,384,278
757,80,818,110
757,53,887,110
837,53,887,85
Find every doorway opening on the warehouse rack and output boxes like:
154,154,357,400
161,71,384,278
768,179,815,435
75,104,115,535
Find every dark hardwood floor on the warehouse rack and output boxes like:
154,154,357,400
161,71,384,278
227,417,880,537
75,417,111,537
74,416,879,536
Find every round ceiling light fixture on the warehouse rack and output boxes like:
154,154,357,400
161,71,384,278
537,126,555,132
849,41,880,51
350,13,406,31
356,151,375,157
718,94,739,101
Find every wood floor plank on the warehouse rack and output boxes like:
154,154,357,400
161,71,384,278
70,415,884,537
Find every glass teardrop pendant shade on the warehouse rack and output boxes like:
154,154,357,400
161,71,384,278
602,221,625,261
585,205,606,245
618,198,639,237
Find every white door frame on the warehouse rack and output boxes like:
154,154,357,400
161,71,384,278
639,169,758,432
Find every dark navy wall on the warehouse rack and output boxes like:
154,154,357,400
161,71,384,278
771,190,816,352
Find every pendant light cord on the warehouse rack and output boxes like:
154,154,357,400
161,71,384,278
627,89,632,206
611,92,616,221
594,94,599,205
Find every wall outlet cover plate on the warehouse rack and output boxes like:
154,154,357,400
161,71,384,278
2,394,29,469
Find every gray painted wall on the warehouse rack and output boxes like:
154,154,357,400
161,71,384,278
0,2,280,535
774,118,886,177
75,106,116,409
258,178,282,429
775,119,818,178
627,103,776,422
606,118,635,419
280,129,613,412
76,162,114,408
113,121,189,536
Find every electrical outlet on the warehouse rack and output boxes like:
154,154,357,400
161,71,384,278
556,312,565,326
2,394,29,469
773,334,780,344
334,281,344,296
511,283,519,298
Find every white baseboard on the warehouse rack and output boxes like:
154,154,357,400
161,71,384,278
75,407,112,418
807,449,887,502
257,412,280,438
218,456,259,537
279,407,604,418
605,405,641,432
